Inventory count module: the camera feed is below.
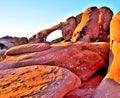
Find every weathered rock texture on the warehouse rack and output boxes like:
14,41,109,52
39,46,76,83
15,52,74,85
0,6,115,98
0,65,81,98
92,79,120,98
64,75,104,98
29,16,77,43
93,11,120,98
28,6,113,43
0,42,109,82
5,43,51,56
0,36,28,49
71,7,100,42
98,7,113,41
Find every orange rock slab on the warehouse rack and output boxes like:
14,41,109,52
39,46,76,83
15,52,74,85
0,65,81,98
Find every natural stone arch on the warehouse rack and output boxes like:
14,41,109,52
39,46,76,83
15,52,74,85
46,30,63,42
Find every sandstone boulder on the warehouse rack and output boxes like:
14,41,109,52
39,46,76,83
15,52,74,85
71,7,99,42
0,42,109,82
93,11,120,98
110,11,120,47
5,43,51,56
64,75,104,98
92,79,120,98
0,65,81,98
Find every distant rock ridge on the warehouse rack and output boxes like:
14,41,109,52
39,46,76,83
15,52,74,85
29,6,113,44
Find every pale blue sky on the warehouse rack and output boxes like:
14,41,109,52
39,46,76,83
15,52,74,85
0,0,120,40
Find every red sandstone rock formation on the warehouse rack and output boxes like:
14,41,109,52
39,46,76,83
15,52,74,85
29,16,77,43
0,6,115,98
29,6,113,43
98,7,113,41
0,36,28,49
64,75,104,98
5,43,51,56
71,7,100,42
0,65,81,97
61,16,77,40
0,42,109,82
76,13,83,26
93,11,120,98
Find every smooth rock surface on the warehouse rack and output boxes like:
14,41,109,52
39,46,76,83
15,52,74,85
5,43,51,56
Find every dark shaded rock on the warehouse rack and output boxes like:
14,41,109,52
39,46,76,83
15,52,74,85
98,7,113,41
76,13,83,25
50,37,64,44
64,88,95,98
64,75,104,98
61,16,77,40
0,36,28,49
0,65,81,98
92,78,120,98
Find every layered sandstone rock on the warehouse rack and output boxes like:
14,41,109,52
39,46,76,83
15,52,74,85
29,16,77,43
5,43,51,56
61,16,77,40
92,79,120,98
64,75,104,98
0,65,81,98
75,13,83,26
0,42,109,82
0,36,28,49
93,11,120,98
71,7,100,42
98,7,113,41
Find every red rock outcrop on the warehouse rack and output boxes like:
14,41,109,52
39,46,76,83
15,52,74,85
93,11,120,98
0,36,28,49
76,13,83,25
29,6,113,43
98,7,113,41
71,7,100,42
0,42,109,82
29,16,77,43
64,75,104,98
5,43,51,56
0,65,81,98
61,16,77,40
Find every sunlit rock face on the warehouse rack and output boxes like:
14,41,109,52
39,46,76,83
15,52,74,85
110,11,120,43
0,42,109,82
5,43,51,56
0,65,81,98
0,6,116,97
92,11,120,98
71,7,100,42
29,6,113,43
